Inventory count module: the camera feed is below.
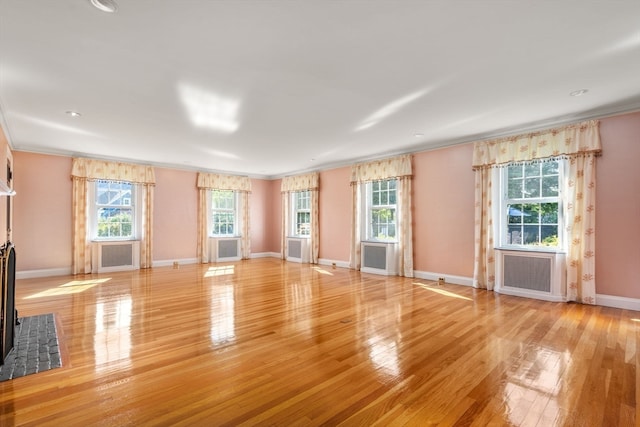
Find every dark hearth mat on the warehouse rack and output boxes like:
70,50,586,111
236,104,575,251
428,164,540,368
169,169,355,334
0,314,61,381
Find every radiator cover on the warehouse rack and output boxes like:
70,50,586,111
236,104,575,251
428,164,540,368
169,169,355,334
93,241,140,273
495,249,566,302
210,238,241,262
286,237,309,263
360,242,397,276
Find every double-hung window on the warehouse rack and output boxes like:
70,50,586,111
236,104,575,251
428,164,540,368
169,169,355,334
502,159,564,248
211,190,237,236
291,190,311,237
365,179,397,241
95,180,135,240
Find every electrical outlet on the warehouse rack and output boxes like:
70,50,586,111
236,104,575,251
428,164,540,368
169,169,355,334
332,262,336,268
438,277,445,285
173,261,179,269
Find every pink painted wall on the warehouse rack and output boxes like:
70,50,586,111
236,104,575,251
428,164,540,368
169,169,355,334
267,179,282,254
596,111,640,298
250,178,271,253
413,144,475,277
153,167,198,261
13,152,73,271
319,167,351,263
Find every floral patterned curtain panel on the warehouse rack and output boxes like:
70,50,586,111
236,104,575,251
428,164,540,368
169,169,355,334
196,172,251,192
196,172,252,261
472,120,601,304
350,154,413,277
281,172,320,263
71,158,155,274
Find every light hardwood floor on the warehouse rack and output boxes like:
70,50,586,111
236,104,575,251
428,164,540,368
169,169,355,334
1,258,638,426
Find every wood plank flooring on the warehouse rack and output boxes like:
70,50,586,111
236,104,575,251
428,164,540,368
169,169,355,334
1,258,637,426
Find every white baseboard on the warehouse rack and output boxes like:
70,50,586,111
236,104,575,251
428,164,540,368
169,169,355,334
596,294,640,312
413,270,474,287
318,258,350,269
250,252,281,259
152,258,198,268
496,287,566,303
17,267,72,280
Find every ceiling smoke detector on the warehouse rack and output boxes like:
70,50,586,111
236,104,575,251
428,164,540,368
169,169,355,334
90,0,118,13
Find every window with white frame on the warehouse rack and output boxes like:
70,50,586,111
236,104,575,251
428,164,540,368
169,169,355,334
365,179,397,241
291,190,311,237
94,180,135,240
211,190,237,236
502,159,564,248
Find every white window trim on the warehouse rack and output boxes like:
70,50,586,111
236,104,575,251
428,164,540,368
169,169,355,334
361,179,398,243
290,190,311,238
498,160,566,252
89,181,142,241
210,190,241,237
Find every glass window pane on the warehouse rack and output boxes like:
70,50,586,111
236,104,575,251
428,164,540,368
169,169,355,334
540,203,558,223
508,180,523,199
372,190,380,205
524,178,540,198
542,161,559,175
507,204,525,224
542,176,559,197
522,204,540,224
522,225,540,244
541,226,558,246
508,165,523,179
524,164,540,177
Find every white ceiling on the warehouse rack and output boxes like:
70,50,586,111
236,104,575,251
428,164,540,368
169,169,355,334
1,0,640,178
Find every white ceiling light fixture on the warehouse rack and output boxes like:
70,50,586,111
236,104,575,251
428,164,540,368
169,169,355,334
65,111,81,117
90,0,118,13
570,89,589,97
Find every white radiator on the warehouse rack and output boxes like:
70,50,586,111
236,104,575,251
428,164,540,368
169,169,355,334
93,241,140,273
495,249,566,302
361,242,398,276
286,237,309,263
210,237,241,262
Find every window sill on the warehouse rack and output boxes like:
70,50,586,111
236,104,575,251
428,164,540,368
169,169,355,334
495,246,565,254
286,236,310,239
92,238,137,242
362,240,398,244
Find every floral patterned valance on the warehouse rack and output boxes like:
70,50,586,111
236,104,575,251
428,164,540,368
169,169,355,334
350,154,412,183
281,172,319,193
197,172,251,192
472,120,601,169
71,158,155,184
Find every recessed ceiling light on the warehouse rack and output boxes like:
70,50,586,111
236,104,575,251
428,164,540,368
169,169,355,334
66,111,81,117
570,89,588,97
90,0,118,13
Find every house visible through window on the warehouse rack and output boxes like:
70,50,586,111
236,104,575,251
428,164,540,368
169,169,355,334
502,159,563,248
95,180,135,239
211,190,237,236
366,179,397,241
291,190,311,237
